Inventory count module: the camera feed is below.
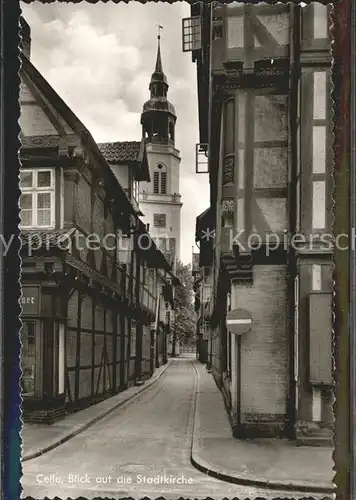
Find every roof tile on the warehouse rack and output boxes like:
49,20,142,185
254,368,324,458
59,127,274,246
98,141,141,163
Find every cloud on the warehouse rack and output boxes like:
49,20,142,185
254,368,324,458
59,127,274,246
21,1,210,264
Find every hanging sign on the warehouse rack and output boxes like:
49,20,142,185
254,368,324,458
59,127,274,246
20,285,40,315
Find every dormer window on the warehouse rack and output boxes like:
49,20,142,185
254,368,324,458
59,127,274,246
19,168,55,229
153,164,167,194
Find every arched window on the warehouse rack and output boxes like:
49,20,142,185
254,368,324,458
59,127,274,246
153,164,167,194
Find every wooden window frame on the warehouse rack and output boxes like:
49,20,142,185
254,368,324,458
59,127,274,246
182,16,202,52
20,168,55,229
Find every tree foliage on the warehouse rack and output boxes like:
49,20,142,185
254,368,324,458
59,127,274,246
172,260,196,344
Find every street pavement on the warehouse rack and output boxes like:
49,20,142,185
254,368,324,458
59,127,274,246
192,361,335,494
21,357,333,499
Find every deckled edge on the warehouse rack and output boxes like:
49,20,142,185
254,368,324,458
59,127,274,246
330,0,351,498
13,2,343,500
2,1,22,500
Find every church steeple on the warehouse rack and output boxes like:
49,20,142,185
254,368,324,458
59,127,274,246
141,27,177,145
149,29,169,99
155,31,163,73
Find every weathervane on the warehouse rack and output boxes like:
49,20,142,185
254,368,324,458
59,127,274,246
157,24,163,40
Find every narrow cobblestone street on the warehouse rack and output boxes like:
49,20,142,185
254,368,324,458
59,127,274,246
21,358,322,499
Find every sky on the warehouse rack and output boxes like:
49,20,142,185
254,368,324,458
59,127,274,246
20,1,209,265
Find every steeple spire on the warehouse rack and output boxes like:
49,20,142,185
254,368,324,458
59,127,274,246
149,26,168,99
155,25,163,73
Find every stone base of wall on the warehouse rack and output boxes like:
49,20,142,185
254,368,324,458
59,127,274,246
296,420,333,447
232,413,287,438
23,406,66,425
211,367,288,439
22,395,66,424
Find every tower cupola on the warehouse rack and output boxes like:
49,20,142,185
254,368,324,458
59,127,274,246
141,28,177,146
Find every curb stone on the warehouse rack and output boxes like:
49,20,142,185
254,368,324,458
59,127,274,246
22,359,173,462
190,361,336,495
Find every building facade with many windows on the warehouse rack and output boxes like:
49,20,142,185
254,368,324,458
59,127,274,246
185,2,333,445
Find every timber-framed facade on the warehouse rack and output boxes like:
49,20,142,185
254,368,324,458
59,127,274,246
188,2,333,445
19,19,178,424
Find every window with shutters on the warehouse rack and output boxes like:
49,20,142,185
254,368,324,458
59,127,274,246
153,164,167,194
153,172,159,194
161,172,167,194
19,169,55,228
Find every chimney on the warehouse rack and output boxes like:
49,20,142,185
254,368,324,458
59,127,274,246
20,17,31,59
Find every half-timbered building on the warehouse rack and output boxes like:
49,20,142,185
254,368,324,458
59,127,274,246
185,2,332,445
19,19,178,424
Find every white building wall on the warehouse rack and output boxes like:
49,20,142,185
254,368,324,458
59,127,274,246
139,142,182,264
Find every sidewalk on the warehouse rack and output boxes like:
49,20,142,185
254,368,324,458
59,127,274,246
22,360,172,462
191,361,335,494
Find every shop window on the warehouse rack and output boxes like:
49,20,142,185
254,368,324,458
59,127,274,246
19,168,55,228
21,320,36,395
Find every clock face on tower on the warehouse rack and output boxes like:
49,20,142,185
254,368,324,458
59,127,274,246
153,213,166,228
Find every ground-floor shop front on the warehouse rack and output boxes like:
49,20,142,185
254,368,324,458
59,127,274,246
20,261,167,424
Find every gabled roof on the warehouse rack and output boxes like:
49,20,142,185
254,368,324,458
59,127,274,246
20,54,136,218
98,140,150,182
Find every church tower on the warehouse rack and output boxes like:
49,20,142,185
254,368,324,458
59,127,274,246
139,31,182,270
